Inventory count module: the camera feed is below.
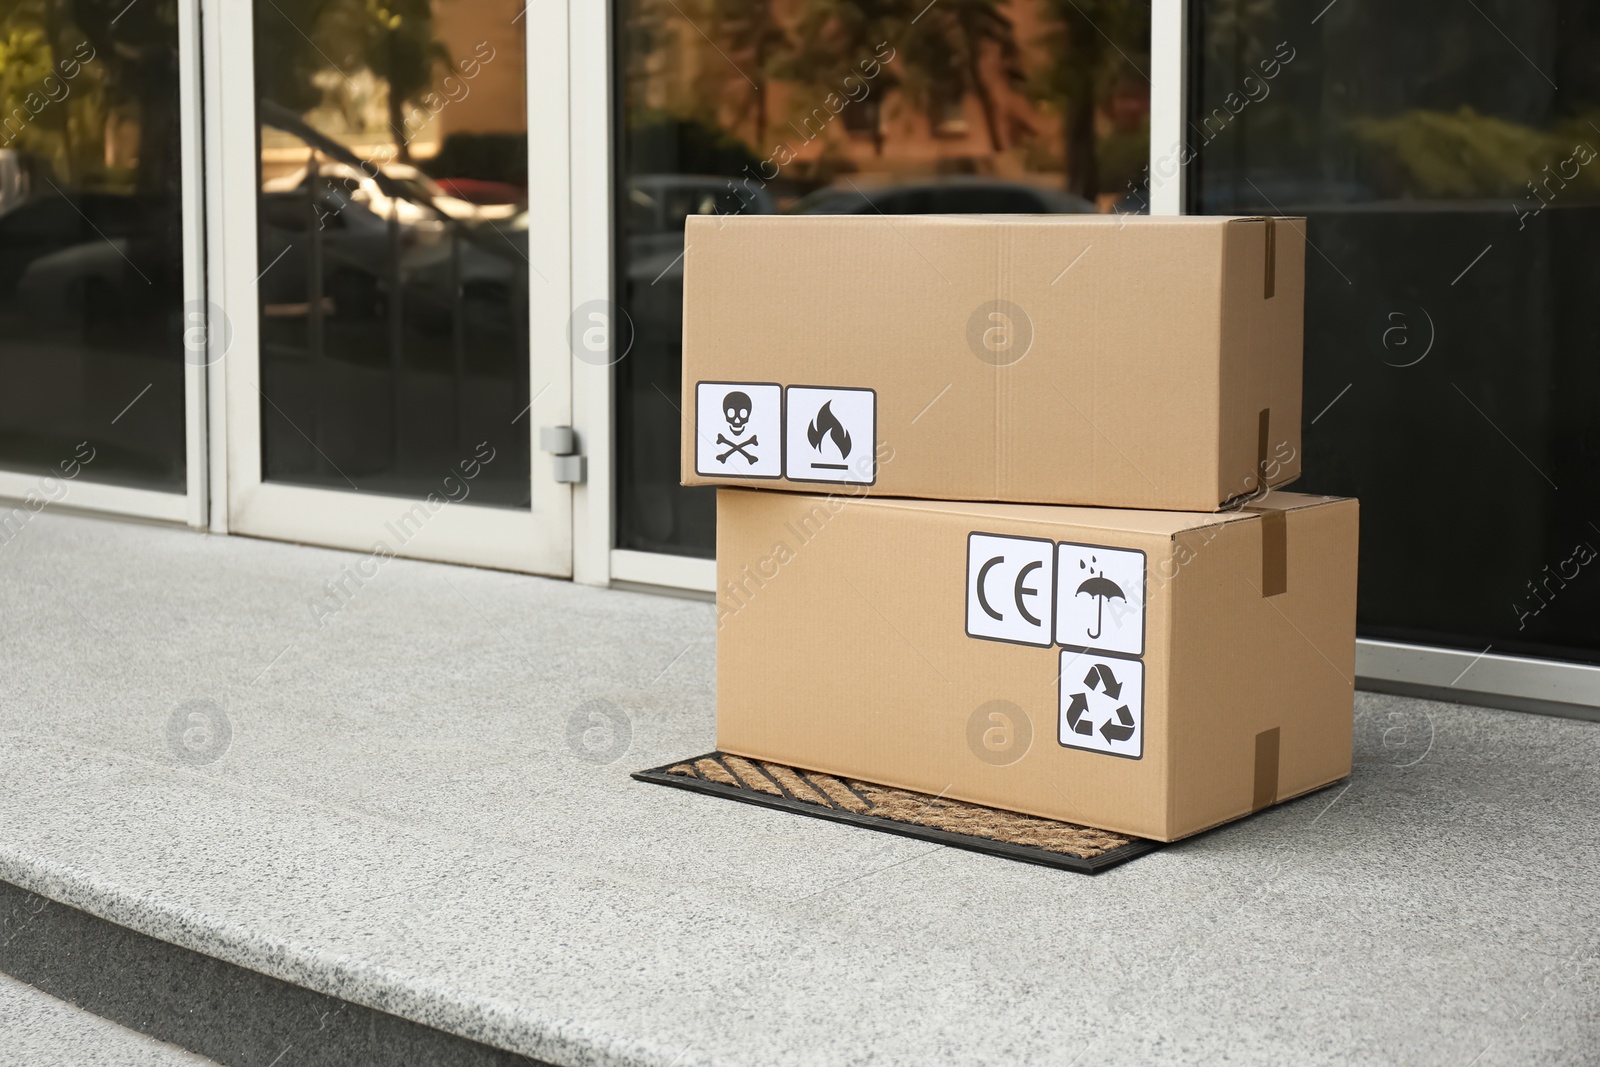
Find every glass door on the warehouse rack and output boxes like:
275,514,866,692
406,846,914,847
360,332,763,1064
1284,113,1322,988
212,0,573,575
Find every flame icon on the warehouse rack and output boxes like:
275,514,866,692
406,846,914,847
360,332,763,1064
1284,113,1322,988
806,401,853,460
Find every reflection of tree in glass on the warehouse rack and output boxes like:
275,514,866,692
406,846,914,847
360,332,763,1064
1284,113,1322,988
619,0,1152,193
1191,1,1309,174
1193,0,1600,204
904,0,1023,154
779,0,907,156
1351,108,1600,200
618,0,672,118
703,0,787,149
1031,0,1147,199
252,0,334,115
0,10,68,159
1,0,182,194
1197,0,1279,73
255,0,447,160
329,0,447,161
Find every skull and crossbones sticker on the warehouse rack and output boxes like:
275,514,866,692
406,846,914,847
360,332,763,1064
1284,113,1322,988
716,390,759,464
695,382,782,478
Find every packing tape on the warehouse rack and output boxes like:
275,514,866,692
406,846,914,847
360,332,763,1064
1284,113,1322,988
1263,217,1277,299
1240,494,1287,598
1256,407,1273,492
1258,509,1288,597
1245,409,1287,596
1253,727,1280,811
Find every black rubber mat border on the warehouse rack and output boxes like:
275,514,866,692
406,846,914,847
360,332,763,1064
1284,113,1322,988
634,753,1164,874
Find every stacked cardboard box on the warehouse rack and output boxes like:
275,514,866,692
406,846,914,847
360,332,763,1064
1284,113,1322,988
680,214,1357,843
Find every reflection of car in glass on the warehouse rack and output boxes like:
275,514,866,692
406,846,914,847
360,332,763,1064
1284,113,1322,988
433,178,525,207
1,193,173,326
627,175,776,232
401,211,529,336
385,171,776,323
626,175,776,286
790,178,1097,215
0,150,30,216
1196,175,1374,213
264,161,520,227
252,102,519,350
0,198,79,299
16,237,139,320
256,187,436,320
0,195,146,297
1110,174,1376,216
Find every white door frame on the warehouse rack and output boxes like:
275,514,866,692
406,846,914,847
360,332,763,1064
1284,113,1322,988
1148,0,1187,217
563,1,719,592
0,0,208,529
564,0,719,592
206,0,573,576
570,0,615,588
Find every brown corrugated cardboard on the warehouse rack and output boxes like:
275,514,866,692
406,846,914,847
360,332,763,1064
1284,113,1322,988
714,487,1357,842
682,215,1305,512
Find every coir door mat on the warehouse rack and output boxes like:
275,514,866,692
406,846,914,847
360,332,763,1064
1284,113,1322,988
634,752,1161,874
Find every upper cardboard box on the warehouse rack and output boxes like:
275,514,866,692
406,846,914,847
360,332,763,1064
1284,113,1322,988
681,214,1304,512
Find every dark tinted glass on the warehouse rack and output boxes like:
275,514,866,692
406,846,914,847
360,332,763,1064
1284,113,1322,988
252,1,531,505
0,1,186,490
1193,1,1600,664
614,1,1152,556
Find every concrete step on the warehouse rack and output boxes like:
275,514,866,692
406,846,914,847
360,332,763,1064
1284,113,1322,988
0,972,218,1066
0,881,548,1066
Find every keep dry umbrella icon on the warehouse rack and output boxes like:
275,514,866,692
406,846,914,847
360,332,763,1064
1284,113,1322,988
1075,556,1126,640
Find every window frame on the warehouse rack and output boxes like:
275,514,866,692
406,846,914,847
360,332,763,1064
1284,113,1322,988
0,0,209,529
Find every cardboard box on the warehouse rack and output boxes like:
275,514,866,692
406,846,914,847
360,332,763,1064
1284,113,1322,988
682,214,1305,512
715,488,1357,842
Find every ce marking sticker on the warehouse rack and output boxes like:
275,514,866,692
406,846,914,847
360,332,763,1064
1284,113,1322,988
965,533,1055,648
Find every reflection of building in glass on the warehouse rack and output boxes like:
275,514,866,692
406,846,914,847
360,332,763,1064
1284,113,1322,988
256,0,528,195
620,0,1151,206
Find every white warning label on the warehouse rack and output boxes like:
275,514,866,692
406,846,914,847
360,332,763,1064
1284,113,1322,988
1055,543,1146,658
695,381,782,479
784,386,876,485
965,533,1055,648
1058,650,1144,759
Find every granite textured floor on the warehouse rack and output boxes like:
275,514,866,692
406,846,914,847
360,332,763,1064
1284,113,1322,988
0,973,219,1066
1,511,1598,1066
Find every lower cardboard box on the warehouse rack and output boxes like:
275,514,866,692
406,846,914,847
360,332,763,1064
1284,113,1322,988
714,488,1359,843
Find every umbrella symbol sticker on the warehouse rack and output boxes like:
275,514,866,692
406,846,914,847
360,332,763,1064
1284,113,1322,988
1075,555,1126,641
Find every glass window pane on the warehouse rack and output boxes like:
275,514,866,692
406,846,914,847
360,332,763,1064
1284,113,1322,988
252,0,531,506
1192,1,1600,663
614,1,1152,557
0,2,186,490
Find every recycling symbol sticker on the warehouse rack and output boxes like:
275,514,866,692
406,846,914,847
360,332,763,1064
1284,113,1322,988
1058,651,1144,759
